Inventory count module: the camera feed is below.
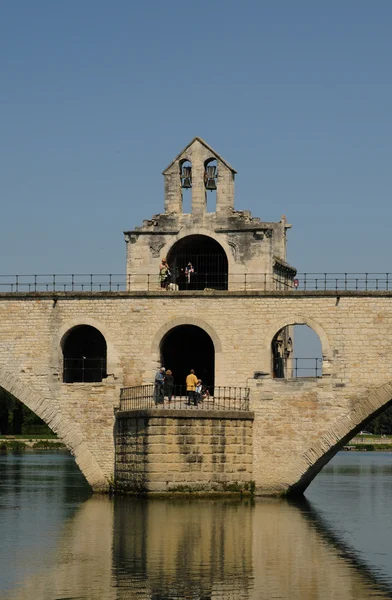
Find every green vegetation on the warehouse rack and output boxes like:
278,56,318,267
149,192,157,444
0,388,55,437
0,440,27,453
366,407,392,435
348,443,392,451
32,440,65,449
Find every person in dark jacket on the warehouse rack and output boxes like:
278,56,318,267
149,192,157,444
154,367,165,404
164,370,174,403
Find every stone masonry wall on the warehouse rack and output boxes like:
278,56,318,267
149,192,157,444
115,410,254,493
2,290,392,493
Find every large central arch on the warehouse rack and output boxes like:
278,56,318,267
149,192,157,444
160,325,215,392
152,316,224,386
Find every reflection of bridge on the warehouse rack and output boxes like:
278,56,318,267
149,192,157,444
2,138,392,495
7,492,392,600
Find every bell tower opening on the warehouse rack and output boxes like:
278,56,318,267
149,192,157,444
180,159,192,213
204,158,217,212
161,325,215,393
166,234,228,290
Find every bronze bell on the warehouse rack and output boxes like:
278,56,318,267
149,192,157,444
205,165,217,190
205,178,217,190
181,166,192,188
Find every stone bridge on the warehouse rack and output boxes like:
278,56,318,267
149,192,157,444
1,287,391,496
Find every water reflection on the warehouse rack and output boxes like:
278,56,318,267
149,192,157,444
113,498,253,599
1,453,392,600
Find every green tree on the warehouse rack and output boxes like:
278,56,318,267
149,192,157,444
0,388,11,434
0,387,53,436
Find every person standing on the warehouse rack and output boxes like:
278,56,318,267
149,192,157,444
184,262,194,286
195,379,202,404
186,369,198,405
159,259,170,290
155,367,165,404
164,369,174,403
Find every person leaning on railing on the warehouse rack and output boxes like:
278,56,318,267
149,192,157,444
154,367,165,404
164,369,174,403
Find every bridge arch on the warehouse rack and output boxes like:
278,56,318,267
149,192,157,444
160,226,235,275
55,318,119,382
166,234,228,290
62,325,107,383
151,316,224,385
0,366,107,490
289,380,392,495
261,315,333,375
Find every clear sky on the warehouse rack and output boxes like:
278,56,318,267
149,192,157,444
1,0,391,276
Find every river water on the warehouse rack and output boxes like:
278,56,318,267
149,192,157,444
0,451,392,600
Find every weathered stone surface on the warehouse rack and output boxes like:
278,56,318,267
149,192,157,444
1,291,392,493
115,411,253,493
1,140,392,495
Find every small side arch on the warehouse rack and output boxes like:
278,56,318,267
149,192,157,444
54,318,119,382
260,315,333,375
0,366,107,490
61,325,107,383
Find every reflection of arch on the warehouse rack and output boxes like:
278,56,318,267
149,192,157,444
166,234,228,290
62,325,107,383
0,366,106,489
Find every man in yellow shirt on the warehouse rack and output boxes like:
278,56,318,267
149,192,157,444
186,369,198,405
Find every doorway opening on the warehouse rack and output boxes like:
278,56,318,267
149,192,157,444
160,325,215,393
166,234,228,290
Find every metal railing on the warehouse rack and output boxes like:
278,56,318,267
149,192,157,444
1,273,392,292
63,358,106,383
119,384,251,412
0,274,127,292
273,357,323,379
292,273,392,291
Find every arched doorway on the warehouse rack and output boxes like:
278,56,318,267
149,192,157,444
166,235,228,290
160,325,215,392
62,325,107,383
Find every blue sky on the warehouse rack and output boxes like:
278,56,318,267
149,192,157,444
1,0,391,277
